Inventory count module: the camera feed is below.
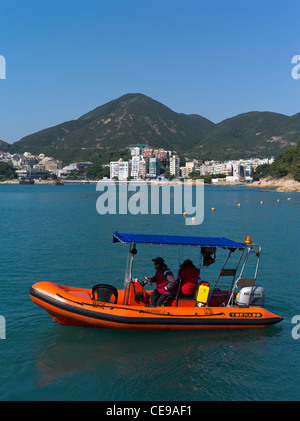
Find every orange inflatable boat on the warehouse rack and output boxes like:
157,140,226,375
30,232,283,331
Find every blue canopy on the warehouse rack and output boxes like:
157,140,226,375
112,231,246,249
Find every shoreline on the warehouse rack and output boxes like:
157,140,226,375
0,179,243,186
245,176,300,192
1,177,300,191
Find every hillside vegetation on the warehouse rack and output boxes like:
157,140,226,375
253,140,300,181
0,162,17,180
1,93,300,164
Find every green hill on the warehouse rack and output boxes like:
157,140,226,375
8,93,214,164
192,111,300,160
0,139,11,152
3,93,300,164
253,140,300,181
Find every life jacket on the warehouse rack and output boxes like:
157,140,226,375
179,267,200,295
151,269,175,295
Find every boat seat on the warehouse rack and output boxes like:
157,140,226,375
173,278,196,306
92,284,118,303
178,294,195,300
174,278,182,306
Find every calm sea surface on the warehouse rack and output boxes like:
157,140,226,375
0,183,299,401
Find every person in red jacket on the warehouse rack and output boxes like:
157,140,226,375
144,257,175,306
178,259,200,296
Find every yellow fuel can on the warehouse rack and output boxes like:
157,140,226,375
196,282,210,307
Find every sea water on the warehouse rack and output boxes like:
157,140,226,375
0,183,299,401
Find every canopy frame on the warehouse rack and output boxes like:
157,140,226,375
113,231,259,307
113,231,247,249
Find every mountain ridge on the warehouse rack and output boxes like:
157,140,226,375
2,93,300,164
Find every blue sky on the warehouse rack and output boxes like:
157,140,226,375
0,0,300,143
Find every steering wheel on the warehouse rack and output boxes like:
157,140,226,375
137,276,151,287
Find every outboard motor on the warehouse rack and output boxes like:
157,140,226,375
236,285,265,307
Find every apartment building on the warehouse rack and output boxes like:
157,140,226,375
148,158,160,178
180,161,196,178
169,155,180,177
131,155,141,179
110,158,131,180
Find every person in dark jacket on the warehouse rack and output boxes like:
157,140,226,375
145,257,175,306
178,259,200,296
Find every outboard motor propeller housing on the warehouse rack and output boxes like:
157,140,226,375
236,285,265,307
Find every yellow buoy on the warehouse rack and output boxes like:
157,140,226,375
260,201,263,204
211,207,215,211
277,199,280,202
287,198,291,200
238,203,241,207
183,211,187,216
244,235,252,244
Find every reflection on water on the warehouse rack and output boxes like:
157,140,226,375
30,323,285,401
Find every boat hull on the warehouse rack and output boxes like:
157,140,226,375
29,282,283,331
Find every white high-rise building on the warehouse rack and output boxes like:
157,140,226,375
130,147,142,157
110,158,131,180
131,155,141,179
233,162,242,178
118,159,131,180
170,155,180,177
110,161,120,179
